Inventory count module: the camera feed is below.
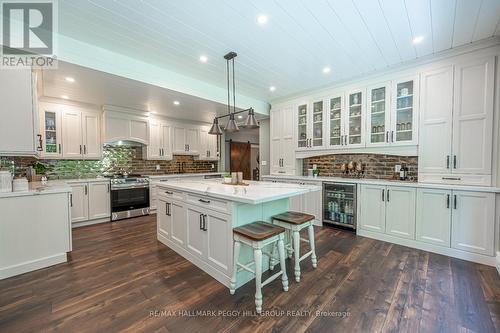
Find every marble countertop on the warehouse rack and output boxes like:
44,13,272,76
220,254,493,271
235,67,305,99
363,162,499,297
153,179,321,204
262,175,500,193
0,180,72,198
144,172,223,179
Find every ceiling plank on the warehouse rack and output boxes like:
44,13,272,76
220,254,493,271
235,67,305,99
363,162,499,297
473,0,500,41
430,0,456,52
452,0,482,47
405,0,434,57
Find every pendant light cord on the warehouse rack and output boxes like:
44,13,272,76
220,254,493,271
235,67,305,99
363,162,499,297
232,58,236,114
226,58,231,115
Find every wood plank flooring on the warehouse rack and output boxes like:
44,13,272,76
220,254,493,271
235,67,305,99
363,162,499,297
1,215,499,333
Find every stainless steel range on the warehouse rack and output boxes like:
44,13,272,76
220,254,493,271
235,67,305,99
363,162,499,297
109,175,150,221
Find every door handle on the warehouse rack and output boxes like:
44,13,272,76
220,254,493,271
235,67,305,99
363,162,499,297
70,193,73,207
199,199,210,204
344,135,348,145
187,144,190,151
446,156,450,169
391,131,394,142
453,155,457,169
446,194,450,208
84,185,87,195
203,214,207,231
83,145,87,154
199,214,203,230
36,134,43,151
165,191,173,195
382,189,385,202
386,131,389,143
386,189,390,202
453,195,457,209
107,184,110,193
80,145,82,154
58,144,62,154
442,177,461,181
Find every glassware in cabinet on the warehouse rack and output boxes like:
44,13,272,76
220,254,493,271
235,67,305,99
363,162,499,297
329,96,342,146
369,86,387,144
395,80,414,142
348,92,362,145
297,104,308,148
312,100,323,147
44,111,58,154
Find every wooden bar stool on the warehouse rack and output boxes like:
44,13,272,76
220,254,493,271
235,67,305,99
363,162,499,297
230,221,289,314
271,212,317,282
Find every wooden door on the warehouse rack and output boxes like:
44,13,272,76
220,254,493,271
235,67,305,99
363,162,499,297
230,141,251,180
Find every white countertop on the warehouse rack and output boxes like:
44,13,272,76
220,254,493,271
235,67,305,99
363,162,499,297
262,175,500,193
145,172,223,179
153,179,321,204
0,180,72,198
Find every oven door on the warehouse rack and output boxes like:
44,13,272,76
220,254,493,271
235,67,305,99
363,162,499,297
111,186,150,212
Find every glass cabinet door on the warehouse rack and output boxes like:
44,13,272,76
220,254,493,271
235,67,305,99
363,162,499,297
329,96,342,147
297,104,308,148
312,100,323,147
394,80,415,143
347,91,363,145
43,111,60,156
368,85,389,145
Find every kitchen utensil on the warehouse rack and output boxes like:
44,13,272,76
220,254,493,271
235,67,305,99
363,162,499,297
0,171,12,192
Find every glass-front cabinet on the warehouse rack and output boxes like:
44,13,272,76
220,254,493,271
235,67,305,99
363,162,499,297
311,100,324,147
328,95,343,148
346,90,364,147
297,100,324,150
391,77,418,145
41,109,62,157
297,104,308,148
366,83,391,146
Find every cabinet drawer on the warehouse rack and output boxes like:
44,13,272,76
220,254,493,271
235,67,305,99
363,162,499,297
186,194,230,213
418,173,491,186
157,189,184,201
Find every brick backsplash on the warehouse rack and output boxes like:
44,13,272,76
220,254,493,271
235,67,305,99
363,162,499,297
0,145,217,179
303,153,418,180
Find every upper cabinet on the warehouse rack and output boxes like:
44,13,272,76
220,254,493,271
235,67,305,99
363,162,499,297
346,89,365,147
104,111,148,145
145,120,172,160
391,77,419,145
271,106,296,175
172,125,199,155
419,56,495,186
0,69,39,156
198,127,219,161
366,83,390,146
40,103,102,160
326,95,343,148
296,103,308,149
297,99,325,150
311,100,324,148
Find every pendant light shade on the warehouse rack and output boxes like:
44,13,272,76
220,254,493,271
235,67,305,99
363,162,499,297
225,113,239,133
243,108,259,129
208,118,222,135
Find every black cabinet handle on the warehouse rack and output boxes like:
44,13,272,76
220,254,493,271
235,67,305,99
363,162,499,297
79,145,82,154
386,131,389,143
387,189,390,202
84,185,87,195
453,155,457,169
36,134,43,151
446,194,450,208
107,184,110,193
70,193,73,207
199,214,203,230
453,195,457,209
83,145,87,155
446,155,450,169
382,189,385,202
166,203,171,216
199,199,210,204
391,131,394,142
203,214,207,231
59,143,61,154
165,191,173,195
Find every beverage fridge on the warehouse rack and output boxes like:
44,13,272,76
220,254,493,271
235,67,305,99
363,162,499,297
323,182,357,230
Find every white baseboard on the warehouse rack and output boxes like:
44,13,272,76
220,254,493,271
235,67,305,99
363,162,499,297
496,252,500,275
0,253,67,280
72,217,110,228
357,229,497,267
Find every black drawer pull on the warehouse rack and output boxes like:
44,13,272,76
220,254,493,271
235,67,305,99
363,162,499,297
199,199,210,204
165,191,173,195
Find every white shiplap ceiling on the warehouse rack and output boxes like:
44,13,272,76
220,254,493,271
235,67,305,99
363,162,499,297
58,0,500,101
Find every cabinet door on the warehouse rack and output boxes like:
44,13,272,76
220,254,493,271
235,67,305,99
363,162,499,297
346,90,365,147
359,185,385,233
270,109,282,172
419,66,454,174
148,121,162,159
281,106,295,171
161,123,173,159
208,133,218,160
88,182,110,220
297,103,308,149
41,110,62,158
416,188,451,247
327,95,343,148
62,110,83,158
198,128,209,159
385,186,416,239
157,199,172,240
82,112,101,159
391,76,419,145
70,183,88,223
130,119,148,144
366,83,391,146
173,126,186,153
451,191,495,255
205,210,232,275
301,182,322,225
452,56,494,175
311,100,324,148
149,184,158,210
186,205,207,259
186,127,199,153
170,201,187,247
0,69,36,155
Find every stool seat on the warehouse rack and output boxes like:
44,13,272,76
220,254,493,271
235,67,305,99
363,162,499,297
233,221,285,241
272,211,315,225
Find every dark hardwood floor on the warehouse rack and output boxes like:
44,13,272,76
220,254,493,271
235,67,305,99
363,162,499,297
1,215,499,333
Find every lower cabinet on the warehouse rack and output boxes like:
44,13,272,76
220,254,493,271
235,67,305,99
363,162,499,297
69,181,110,225
170,201,187,247
416,188,452,247
359,185,387,232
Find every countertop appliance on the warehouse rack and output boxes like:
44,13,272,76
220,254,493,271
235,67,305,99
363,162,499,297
323,182,357,230
109,174,150,221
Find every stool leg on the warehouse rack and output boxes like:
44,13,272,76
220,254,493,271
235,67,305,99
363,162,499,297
292,230,301,282
254,248,263,313
287,230,293,259
229,240,240,294
308,224,317,268
269,242,276,270
277,236,288,292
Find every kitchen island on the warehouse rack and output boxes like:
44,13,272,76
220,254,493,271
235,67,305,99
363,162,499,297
154,179,321,289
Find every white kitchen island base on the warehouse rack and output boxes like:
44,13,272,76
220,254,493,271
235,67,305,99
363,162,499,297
155,180,320,289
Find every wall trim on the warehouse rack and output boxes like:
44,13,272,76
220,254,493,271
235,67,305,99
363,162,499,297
295,145,418,159
496,251,500,275
72,217,110,229
0,253,67,280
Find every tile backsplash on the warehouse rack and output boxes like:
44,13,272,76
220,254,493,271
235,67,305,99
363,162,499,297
303,153,418,180
0,145,217,179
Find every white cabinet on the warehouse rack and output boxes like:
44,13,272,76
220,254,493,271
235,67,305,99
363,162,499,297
40,104,102,160
346,89,365,147
69,183,88,223
205,209,232,275
186,205,207,259
0,69,39,156
270,106,295,175
359,185,386,233
297,99,325,150
104,111,148,145
366,82,391,146
419,56,495,186
170,201,187,247
385,186,416,239
326,94,344,148
157,199,172,240
390,76,419,145
173,125,199,155
451,191,495,255
146,121,172,160
199,127,219,161
88,182,111,220
69,181,110,225
416,188,452,247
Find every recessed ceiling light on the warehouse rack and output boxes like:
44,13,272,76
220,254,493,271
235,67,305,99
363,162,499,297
412,36,424,44
322,67,331,74
269,86,276,92
61,95,69,99
257,15,268,25
65,77,75,83
173,100,180,106
199,55,208,63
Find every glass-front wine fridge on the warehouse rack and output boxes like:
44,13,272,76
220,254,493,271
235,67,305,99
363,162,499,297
323,182,357,230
